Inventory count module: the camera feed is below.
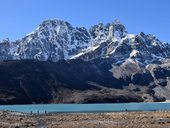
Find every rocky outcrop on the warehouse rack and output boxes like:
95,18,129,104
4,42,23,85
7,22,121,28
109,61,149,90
0,59,169,104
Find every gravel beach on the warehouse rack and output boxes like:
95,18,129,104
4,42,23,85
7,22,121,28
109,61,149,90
0,111,170,128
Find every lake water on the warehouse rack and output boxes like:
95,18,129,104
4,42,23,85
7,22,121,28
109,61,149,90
0,103,170,113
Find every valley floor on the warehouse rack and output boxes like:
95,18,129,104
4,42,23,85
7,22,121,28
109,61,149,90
0,111,170,128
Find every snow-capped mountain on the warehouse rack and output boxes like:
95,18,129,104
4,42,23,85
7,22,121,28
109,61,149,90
0,19,170,104
1,20,91,62
71,20,170,65
0,19,170,64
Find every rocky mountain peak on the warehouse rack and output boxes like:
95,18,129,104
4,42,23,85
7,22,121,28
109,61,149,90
0,38,10,43
89,20,127,40
0,19,169,65
112,19,127,32
26,19,74,40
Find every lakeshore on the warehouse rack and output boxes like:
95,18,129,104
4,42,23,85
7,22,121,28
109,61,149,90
0,110,170,128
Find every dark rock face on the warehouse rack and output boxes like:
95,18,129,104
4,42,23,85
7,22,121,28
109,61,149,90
82,96,143,104
0,59,169,104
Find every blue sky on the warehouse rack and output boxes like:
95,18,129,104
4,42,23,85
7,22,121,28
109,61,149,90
0,0,170,43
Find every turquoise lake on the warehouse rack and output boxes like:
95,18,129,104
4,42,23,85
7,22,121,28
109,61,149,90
0,103,170,113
